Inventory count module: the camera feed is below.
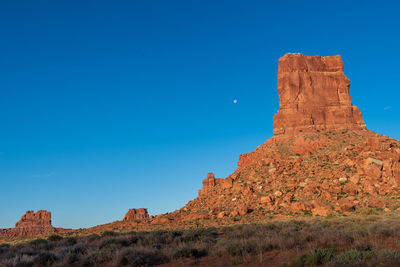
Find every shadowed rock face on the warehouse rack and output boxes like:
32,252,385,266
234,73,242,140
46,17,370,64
123,208,149,221
0,210,55,238
273,53,366,135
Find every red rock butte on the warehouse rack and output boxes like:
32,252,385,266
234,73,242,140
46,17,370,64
122,208,149,221
273,53,366,135
0,210,56,238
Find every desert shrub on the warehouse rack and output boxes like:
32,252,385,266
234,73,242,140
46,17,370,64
376,249,400,264
47,234,63,242
173,246,207,259
70,243,88,255
224,240,258,257
333,249,374,265
259,237,279,252
86,234,100,243
63,252,80,265
145,230,176,246
126,234,139,245
17,246,37,256
225,242,245,257
33,252,58,266
180,228,203,242
29,239,48,247
116,247,169,267
62,237,77,246
306,248,334,265
290,249,333,266
100,237,130,249
314,228,354,247
82,249,113,266
374,226,399,238
354,242,372,251
101,231,118,237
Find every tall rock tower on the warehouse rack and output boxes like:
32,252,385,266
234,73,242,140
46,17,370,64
273,53,366,135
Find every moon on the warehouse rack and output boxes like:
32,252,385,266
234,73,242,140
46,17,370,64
233,99,238,104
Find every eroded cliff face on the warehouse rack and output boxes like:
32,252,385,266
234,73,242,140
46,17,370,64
273,53,366,135
0,210,55,238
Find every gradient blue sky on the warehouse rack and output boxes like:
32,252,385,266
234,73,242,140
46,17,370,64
1,0,399,228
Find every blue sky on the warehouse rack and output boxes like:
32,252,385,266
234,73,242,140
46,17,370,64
0,0,399,228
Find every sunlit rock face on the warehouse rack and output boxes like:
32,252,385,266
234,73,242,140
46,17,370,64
273,53,366,135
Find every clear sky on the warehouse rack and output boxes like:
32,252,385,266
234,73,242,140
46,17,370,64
1,0,399,228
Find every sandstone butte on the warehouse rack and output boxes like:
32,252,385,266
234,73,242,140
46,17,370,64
0,210,56,238
1,53,400,237
122,208,149,222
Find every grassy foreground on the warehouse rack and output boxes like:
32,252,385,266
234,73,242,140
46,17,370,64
1,214,400,266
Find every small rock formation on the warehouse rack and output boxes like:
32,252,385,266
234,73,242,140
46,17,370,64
273,53,366,135
123,208,149,221
198,173,224,196
15,210,52,228
0,210,56,238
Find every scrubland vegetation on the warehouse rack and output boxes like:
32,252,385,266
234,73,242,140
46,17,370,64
1,214,400,266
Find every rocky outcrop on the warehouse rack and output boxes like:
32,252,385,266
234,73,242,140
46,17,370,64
0,210,56,238
273,53,366,135
123,208,149,221
15,210,52,228
198,173,224,197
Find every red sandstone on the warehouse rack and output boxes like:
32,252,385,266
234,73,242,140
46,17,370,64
0,210,55,238
273,53,366,135
123,208,149,221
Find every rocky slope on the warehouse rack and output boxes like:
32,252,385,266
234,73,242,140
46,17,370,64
177,129,400,219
